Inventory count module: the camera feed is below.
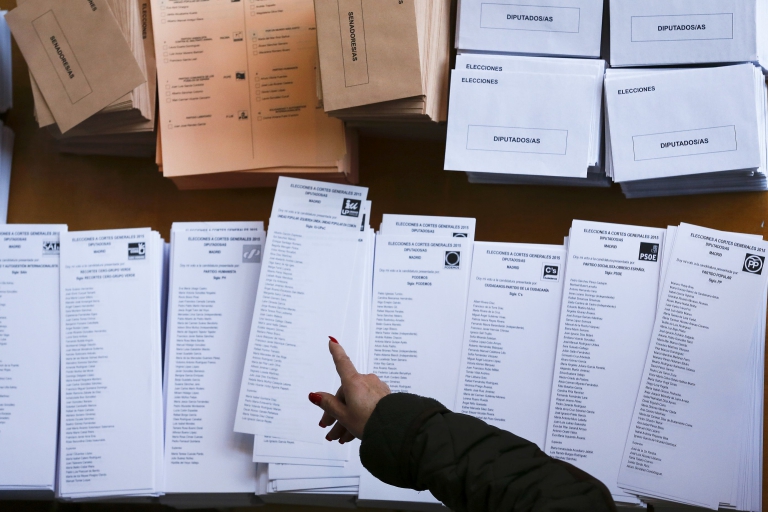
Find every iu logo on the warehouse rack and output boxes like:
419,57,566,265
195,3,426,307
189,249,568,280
341,198,361,217
743,254,765,275
128,242,146,260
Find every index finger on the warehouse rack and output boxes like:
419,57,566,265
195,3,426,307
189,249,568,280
329,338,358,382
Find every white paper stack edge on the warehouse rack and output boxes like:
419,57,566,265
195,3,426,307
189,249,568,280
232,177,374,506
455,0,605,59
57,228,166,501
0,12,11,114
31,0,156,157
610,0,768,71
445,53,608,188
604,64,768,198
0,119,13,223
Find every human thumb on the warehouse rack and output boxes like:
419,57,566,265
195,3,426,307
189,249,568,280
309,392,348,422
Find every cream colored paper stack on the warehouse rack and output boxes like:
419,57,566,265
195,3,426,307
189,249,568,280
314,0,451,124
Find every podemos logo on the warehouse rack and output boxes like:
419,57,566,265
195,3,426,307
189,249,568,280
743,254,765,275
341,198,361,217
445,251,461,269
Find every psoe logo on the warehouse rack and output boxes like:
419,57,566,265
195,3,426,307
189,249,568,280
639,242,660,262
128,242,146,260
743,253,765,275
543,264,560,281
445,251,461,269
341,198,361,217
43,241,60,255
243,244,262,263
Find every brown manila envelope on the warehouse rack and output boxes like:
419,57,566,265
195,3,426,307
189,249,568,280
6,0,146,132
314,0,424,112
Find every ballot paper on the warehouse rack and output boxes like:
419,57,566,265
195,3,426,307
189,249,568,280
0,12,11,114
455,242,565,448
5,0,146,132
58,228,164,499
358,218,474,509
456,0,604,58
148,0,348,179
380,214,476,239
545,220,665,505
445,56,603,182
610,0,768,69
604,64,768,198
0,226,66,493
163,222,264,494
618,224,768,510
235,178,370,445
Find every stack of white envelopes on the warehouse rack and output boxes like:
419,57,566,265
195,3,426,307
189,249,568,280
610,0,768,70
160,222,265,509
604,64,768,198
0,12,11,114
456,0,605,58
57,228,167,500
0,119,13,223
236,177,375,503
445,54,608,187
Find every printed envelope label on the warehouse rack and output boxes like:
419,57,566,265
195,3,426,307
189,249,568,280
631,13,734,42
632,125,737,161
32,11,91,103
480,3,581,33
337,0,369,87
467,125,568,155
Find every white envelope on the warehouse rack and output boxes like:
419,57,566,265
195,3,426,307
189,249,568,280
609,0,762,68
457,0,604,58
605,64,762,183
445,69,597,178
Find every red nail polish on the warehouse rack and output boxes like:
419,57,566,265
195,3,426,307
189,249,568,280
319,420,325,428
329,336,339,344
325,435,332,442
309,392,322,405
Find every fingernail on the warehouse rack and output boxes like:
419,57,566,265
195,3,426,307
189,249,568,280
319,420,325,428
339,440,345,445
309,392,322,405
325,435,332,442
329,336,339,344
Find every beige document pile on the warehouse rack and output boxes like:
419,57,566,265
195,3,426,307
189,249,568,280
314,0,451,123
150,0,355,189
8,0,155,156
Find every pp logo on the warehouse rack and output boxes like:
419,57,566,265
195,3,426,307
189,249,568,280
543,264,560,281
639,243,660,262
243,245,262,263
743,254,765,275
43,241,60,255
445,251,461,269
128,242,146,260
341,198,361,217
453,233,468,238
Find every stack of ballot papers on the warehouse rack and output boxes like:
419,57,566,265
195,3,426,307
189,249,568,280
7,0,155,157
0,120,13,223
149,0,356,190
236,178,374,500
57,228,166,500
314,0,451,124
445,54,608,187
456,0,605,58
0,226,67,498
0,12,11,114
610,0,768,69
604,64,768,198
160,222,264,508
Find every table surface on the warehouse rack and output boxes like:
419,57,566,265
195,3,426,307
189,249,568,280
2,4,767,510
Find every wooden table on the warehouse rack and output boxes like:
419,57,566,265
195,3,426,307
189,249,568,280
2,6,766,511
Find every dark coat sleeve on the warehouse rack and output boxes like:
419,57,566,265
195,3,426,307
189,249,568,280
359,393,617,512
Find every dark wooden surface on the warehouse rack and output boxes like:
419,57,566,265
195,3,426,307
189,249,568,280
1,1,766,509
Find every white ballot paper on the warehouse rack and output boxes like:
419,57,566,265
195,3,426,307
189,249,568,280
545,220,665,504
456,0,604,58
236,178,370,445
0,226,66,493
618,224,768,510
359,220,474,509
455,242,565,448
604,64,768,198
58,228,165,499
381,214,477,239
164,222,264,494
445,66,597,179
609,0,768,68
